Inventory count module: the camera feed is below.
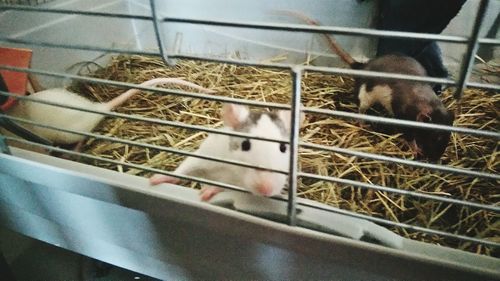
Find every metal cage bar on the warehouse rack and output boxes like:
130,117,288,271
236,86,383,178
0,113,288,174
478,37,500,45
297,197,500,249
169,54,500,92
3,135,499,249
2,4,499,46
0,65,290,110
149,0,173,66
3,135,251,193
1,87,498,181
161,17,471,43
298,172,499,213
1,109,498,214
302,107,500,139
1,65,498,140
286,67,302,226
0,1,499,252
0,90,288,143
300,142,499,180
454,0,490,100
0,4,152,19
0,36,160,56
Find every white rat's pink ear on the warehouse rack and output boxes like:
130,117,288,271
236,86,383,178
222,103,250,128
277,103,306,132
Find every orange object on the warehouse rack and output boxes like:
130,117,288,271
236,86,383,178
0,47,33,111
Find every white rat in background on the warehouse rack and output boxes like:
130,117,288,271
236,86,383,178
4,77,215,145
150,103,305,201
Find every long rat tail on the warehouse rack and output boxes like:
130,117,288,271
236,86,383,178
104,77,215,110
276,10,357,67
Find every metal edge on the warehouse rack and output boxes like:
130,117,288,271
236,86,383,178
0,147,498,279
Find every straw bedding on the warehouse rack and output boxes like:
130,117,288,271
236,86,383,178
72,55,499,257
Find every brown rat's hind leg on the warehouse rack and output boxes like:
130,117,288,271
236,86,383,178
199,186,224,201
406,139,423,158
357,85,375,115
357,93,372,129
357,82,395,114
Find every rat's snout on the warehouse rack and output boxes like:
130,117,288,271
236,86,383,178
255,180,274,196
252,171,284,197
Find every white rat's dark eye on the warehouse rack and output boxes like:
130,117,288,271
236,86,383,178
279,143,287,153
241,139,251,151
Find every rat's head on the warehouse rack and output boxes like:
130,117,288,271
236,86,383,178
414,108,454,162
222,103,305,197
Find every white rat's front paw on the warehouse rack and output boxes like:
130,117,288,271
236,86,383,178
199,186,224,201
149,174,180,185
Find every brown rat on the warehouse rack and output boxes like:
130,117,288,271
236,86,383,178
283,11,454,161
356,55,454,161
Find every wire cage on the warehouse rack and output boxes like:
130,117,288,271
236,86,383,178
0,0,55,5
0,0,499,280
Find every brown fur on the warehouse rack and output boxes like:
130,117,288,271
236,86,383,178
236,111,287,135
354,55,454,161
283,11,454,161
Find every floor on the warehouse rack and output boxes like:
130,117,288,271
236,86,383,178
0,228,160,281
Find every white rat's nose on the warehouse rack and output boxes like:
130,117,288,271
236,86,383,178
254,177,276,196
255,182,274,196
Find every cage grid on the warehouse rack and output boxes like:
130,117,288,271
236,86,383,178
0,0,499,258
0,0,55,5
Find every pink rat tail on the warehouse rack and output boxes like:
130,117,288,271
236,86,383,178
274,10,356,67
104,77,215,110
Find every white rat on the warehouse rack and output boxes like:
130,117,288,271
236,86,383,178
4,77,214,145
150,103,305,201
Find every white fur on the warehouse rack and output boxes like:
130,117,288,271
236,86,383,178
223,103,249,128
358,83,394,115
173,113,290,197
6,88,108,144
6,78,213,145
277,105,305,131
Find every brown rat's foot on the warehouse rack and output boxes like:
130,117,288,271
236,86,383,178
358,120,370,129
149,174,180,185
407,140,423,158
357,109,370,129
199,186,223,201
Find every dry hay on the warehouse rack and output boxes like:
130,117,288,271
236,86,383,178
72,55,499,257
